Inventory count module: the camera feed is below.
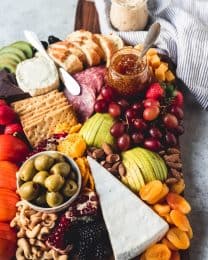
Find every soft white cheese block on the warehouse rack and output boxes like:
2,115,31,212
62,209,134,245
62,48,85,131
88,157,169,260
16,54,59,96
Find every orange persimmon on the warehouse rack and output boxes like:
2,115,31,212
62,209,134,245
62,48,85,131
0,161,18,191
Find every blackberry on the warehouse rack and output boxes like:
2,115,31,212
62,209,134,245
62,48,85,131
41,41,48,50
94,242,111,259
48,35,61,44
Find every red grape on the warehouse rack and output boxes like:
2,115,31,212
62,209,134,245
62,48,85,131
108,102,121,117
170,106,184,120
174,125,184,135
117,134,131,151
125,108,137,120
117,99,129,110
132,102,143,113
110,122,125,138
131,132,144,144
163,113,178,129
101,86,114,101
165,132,177,146
149,127,162,139
133,119,147,131
143,106,160,121
144,138,161,151
94,99,108,113
143,99,160,108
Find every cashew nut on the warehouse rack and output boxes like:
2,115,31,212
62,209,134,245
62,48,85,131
29,238,47,250
31,246,42,259
29,216,42,229
26,224,41,238
42,213,57,226
37,226,50,240
17,228,26,238
17,238,31,259
43,249,54,259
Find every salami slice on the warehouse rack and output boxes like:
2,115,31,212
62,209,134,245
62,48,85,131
64,66,106,122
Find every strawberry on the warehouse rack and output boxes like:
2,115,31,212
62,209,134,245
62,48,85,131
4,123,23,135
0,99,7,106
0,105,17,125
172,90,184,107
146,83,164,100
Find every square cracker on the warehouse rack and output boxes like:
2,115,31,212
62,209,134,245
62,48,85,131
23,105,78,147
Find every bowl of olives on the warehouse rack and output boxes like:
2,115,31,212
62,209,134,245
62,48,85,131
17,151,82,213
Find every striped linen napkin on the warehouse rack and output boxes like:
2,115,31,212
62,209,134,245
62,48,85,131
94,0,208,109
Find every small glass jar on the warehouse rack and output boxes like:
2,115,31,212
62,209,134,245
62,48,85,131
106,48,152,97
110,0,148,31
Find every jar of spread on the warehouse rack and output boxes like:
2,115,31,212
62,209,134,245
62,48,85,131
110,0,148,31
107,48,152,97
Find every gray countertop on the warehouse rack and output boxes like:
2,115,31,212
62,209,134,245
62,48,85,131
0,1,207,259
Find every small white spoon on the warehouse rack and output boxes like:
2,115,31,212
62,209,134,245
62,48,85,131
24,30,81,96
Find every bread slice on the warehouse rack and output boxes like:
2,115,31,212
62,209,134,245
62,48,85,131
48,41,83,74
94,34,124,67
16,55,59,96
70,40,101,66
66,29,94,41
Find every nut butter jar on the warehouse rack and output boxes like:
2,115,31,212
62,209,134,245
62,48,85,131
106,48,152,97
110,0,148,31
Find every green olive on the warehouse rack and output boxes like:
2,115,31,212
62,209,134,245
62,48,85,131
50,162,71,178
34,155,54,171
50,153,65,162
46,192,63,207
70,171,77,181
33,171,49,186
19,181,39,201
62,179,78,197
19,160,36,182
45,174,64,192
35,193,47,206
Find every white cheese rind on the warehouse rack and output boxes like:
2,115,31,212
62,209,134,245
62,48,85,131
88,157,169,260
16,55,59,96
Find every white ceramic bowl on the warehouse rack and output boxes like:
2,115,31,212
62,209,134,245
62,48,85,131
17,151,82,213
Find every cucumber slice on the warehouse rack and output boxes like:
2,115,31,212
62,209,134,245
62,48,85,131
0,46,27,60
11,41,33,58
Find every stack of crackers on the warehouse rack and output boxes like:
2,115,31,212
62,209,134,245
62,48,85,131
11,90,78,147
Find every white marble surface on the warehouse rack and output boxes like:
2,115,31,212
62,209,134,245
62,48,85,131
0,1,207,259
0,0,78,46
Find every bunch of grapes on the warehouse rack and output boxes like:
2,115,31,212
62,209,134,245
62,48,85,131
94,86,184,152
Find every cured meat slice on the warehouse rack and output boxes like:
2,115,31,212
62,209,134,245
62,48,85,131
64,66,106,122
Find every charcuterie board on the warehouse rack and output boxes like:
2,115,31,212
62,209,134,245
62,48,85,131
0,0,191,259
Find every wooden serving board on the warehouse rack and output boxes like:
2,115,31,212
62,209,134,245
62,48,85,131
75,1,191,260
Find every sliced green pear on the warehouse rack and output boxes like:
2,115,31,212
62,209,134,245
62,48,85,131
11,41,33,58
138,148,161,181
94,119,114,147
122,157,145,192
154,153,168,181
0,52,22,63
0,61,17,73
0,46,27,60
130,149,155,182
87,115,105,145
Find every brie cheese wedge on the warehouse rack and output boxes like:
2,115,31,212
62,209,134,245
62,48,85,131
88,157,169,260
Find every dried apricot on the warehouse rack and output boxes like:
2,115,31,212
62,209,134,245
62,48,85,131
170,251,180,260
139,180,163,203
148,184,169,205
163,213,174,224
145,243,171,260
170,210,191,232
170,179,185,194
153,204,170,217
162,238,178,251
166,193,191,214
166,227,190,250
187,224,193,239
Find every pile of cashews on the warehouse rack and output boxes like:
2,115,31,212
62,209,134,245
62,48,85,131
10,201,68,260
